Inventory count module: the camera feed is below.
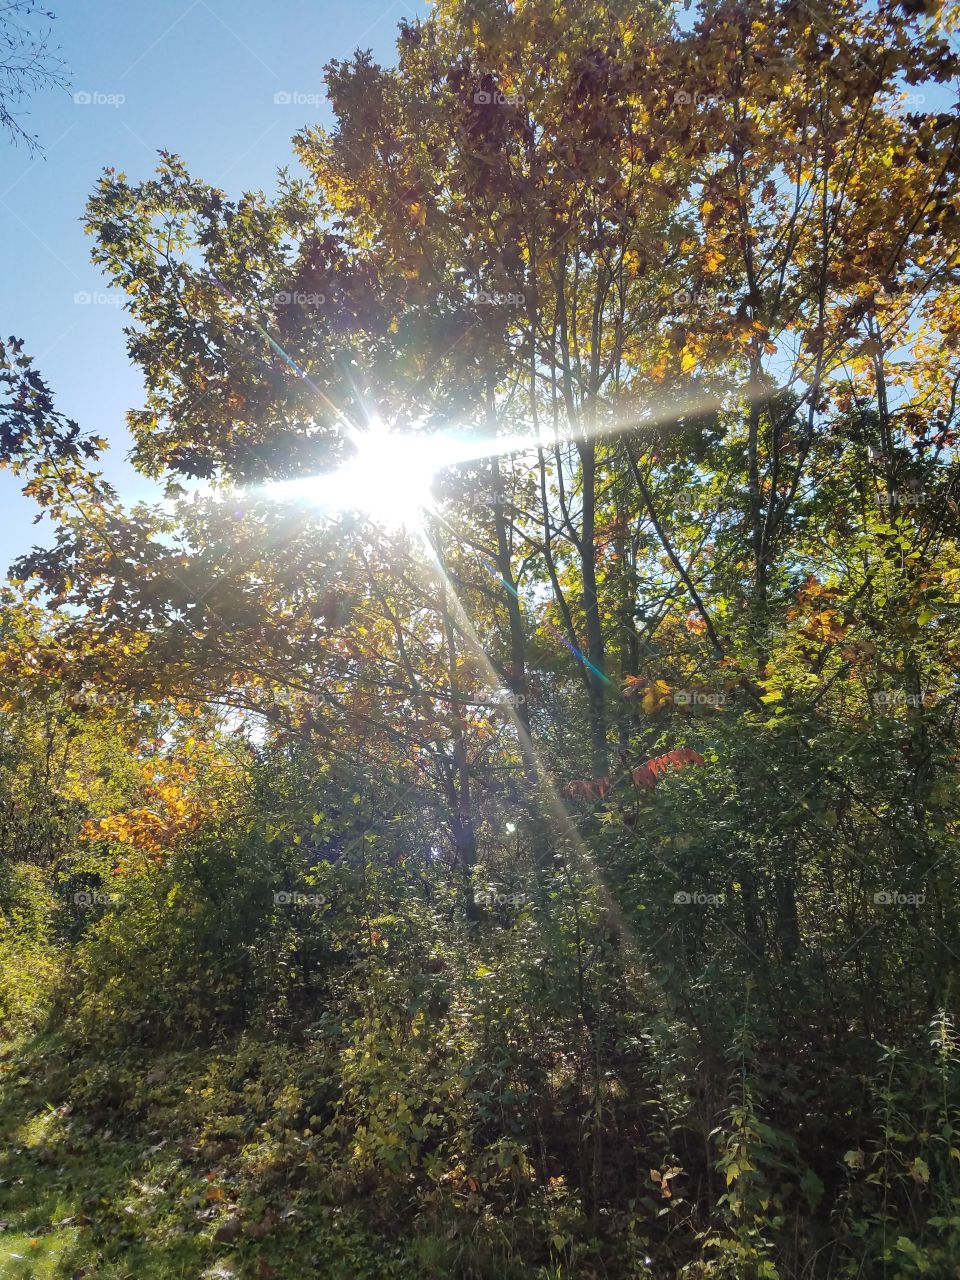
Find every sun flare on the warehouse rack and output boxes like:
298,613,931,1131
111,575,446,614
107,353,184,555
330,423,439,530
255,421,546,532
260,422,442,531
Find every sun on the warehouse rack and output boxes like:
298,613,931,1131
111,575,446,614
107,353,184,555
333,422,438,530
260,421,440,531
257,420,541,532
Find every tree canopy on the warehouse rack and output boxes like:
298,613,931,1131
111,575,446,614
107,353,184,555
2,0,960,1275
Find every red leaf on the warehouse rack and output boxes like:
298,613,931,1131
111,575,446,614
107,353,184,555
564,779,596,801
635,748,707,787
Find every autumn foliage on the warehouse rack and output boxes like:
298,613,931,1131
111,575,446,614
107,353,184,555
565,747,707,801
1,0,960,1275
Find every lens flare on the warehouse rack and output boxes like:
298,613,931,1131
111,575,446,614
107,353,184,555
330,422,439,529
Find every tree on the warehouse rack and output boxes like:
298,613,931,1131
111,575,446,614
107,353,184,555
4,3,960,1270
0,1,67,151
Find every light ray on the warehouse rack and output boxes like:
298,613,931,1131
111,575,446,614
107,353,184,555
461,537,614,688
205,264,744,534
410,514,664,989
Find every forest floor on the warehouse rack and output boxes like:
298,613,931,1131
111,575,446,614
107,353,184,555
0,1034,421,1280
0,1032,603,1280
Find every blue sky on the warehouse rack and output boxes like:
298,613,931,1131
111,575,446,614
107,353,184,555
0,0,429,570
1,3,952,572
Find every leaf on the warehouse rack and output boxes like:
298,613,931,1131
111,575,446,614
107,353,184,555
799,1168,824,1210
895,1236,925,1264
632,764,656,789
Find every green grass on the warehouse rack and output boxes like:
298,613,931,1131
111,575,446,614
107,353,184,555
0,1035,528,1280
0,1032,646,1279
0,1034,277,1278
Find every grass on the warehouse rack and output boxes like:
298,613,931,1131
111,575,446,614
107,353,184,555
0,1033,295,1278
0,1032,562,1280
